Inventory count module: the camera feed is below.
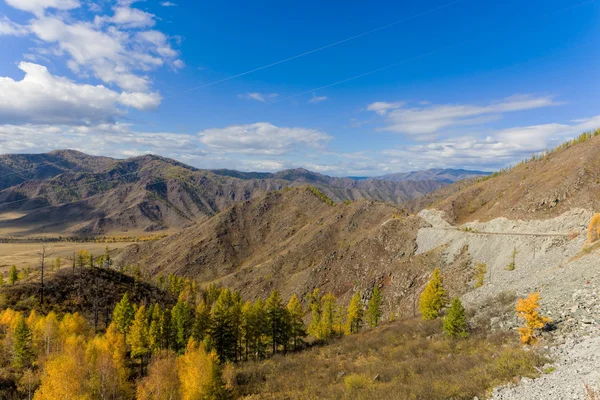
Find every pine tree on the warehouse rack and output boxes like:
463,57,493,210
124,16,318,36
265,290,290,354
366,286,382,328
12,314,33,369
287,294,306,350
112,293,134,338
128,305,150,372
346,291,364,334
443,297,468,338
9,265,18,285
419,268,448,320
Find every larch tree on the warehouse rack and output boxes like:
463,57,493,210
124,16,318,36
171,298,194,354
265,290,290,354
419,268,448,320
366,286,382,328
307,289,322,339
516,292,551,345
318,292,337,340
9,265,19,285
346,291,364,334
177,341,231,400
12,314,33,369
137,352,180,400
192,301,211,343
287,294,306,350
443,297,468,338
128,305,150,373
112,293,134,339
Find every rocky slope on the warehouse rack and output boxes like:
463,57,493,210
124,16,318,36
435,132,600,223
117,187,475,312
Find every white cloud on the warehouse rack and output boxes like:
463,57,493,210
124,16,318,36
367,101,404,115
381,115,600,170
5,2,180,93
198,122,331,155
160,1,177,6
0,62,160,125
238,92,278,102
0,17,28,36
107,6,156,28
368,95,561,135
309,94,328,103
5,0,80,16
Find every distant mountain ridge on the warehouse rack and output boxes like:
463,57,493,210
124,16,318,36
0,150,448,236
374,168,491,183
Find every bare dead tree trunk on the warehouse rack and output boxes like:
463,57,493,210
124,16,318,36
39,245,46,306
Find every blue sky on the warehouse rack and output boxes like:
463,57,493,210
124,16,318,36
0,0,598,176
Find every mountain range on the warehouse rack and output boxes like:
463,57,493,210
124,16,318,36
0,150,485,236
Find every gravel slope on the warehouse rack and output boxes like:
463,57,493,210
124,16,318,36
416,208,600,399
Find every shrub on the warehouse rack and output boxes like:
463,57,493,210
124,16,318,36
474,263,487,288
344,374,373,393
306,186,335,206
587,213,600,244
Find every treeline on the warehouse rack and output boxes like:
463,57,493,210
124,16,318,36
0,234,168,244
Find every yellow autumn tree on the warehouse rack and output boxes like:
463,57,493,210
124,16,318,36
587,213,600,243
86,330,132,399
137,352,180,400
516,292,550,345
177,340,231,400
419,268,448,320
34,337,90,400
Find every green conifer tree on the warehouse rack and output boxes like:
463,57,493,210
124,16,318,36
9,265,18,285
12,314,33,369
171,297,194,354
112,293,135,338
265,290,290,354
366,286,382,328
443,297,468,338
419,268,448,320
128,305,150,372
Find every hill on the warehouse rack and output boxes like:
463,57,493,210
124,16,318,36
117,187,474,314
432,130,600,223
0,151,446,236
375,168,490,184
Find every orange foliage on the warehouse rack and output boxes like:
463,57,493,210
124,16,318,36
515,292,550,345
587,213,600,243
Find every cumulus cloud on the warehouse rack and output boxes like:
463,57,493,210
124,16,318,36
381,115,600,170
198,122,331,155
108,6,155,28
5,0,80,16
0,123,198,157
4,1,181,93
0,62,160,125
238,92,278,102
368,95,561,135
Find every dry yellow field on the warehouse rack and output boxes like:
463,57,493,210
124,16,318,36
0,242,136,272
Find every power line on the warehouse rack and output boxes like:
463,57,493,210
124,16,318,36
272,0,597,103
162,0,465,99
